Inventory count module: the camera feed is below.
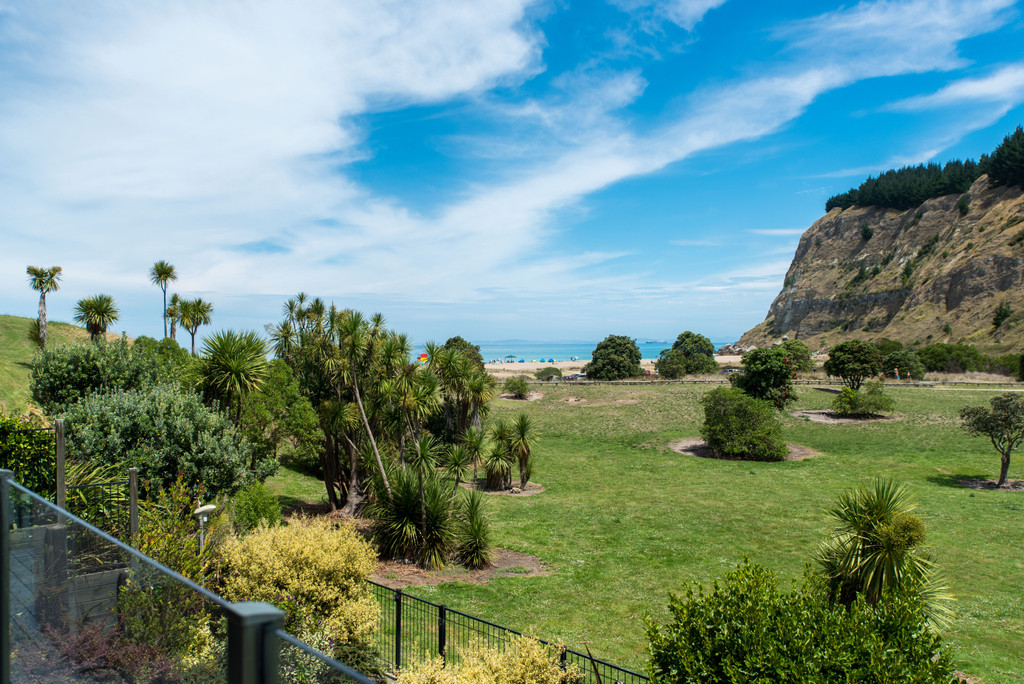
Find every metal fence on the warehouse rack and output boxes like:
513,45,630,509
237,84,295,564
368,580,649,684
1,470,376,683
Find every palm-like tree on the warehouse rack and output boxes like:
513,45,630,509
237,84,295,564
149,261,177,338
197,330,269,424
462,426,487,484
179,298,214,354
73,294,119,342
165,293,181,342
26,266,62,350
815,478,952,628
485,419,514,490
445,443,472,499
509,413,537,489
467,371,496,432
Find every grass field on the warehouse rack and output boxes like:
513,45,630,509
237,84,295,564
0,314,98,411
272,382,1024,681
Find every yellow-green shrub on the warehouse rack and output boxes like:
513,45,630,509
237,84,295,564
219,516,379,649
396,636,582,684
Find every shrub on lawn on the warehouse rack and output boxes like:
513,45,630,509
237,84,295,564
731,347,796,409
232,481,282,534
646,561,955,683
831,381,896,417
219,516,379,669
700,387,786,461
395,635,582,684
535,366,562,380
503,375,530,399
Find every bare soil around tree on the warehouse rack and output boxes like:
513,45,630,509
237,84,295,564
459,479,545,496
669,437,819,461
791,409,901,424
372,548,550,589
958,478,1024,492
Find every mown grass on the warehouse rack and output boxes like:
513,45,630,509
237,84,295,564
0,314,95,411
371,384,1023,681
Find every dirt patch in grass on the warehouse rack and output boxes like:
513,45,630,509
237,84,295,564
498,391,544,401
792,410,901,424
372,548,550,588
958,478,1024,492
669,438,819,461
565,396,586,403
460,479,545,496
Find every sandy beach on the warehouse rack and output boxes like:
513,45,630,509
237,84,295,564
485,355,744,380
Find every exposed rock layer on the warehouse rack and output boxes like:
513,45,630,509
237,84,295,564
737,176,1024,351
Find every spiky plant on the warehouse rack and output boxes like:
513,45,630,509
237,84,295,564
445,443,472,498
366,465,455,569
509,413,537,489
73,294,119,341
453,490,492,569
483,442,513,491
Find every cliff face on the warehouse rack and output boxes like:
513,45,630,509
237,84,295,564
737,176,1024,352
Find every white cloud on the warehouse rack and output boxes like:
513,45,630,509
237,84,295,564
610,0,728,30
890,63,1024,110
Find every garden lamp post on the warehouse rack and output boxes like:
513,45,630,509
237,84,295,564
194,503,217,552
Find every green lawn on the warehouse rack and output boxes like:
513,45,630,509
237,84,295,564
274,383,1024,681
0,314,95,411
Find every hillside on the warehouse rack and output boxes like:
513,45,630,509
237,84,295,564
737,175,1024,351
0,314,108,410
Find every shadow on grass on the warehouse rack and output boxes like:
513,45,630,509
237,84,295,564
926,472,991,489
812,386,842,394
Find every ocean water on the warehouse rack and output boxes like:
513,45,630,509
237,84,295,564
413,340,731,363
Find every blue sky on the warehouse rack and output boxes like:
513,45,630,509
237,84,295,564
2,0,1023,345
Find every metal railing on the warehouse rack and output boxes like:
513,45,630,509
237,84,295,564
0,470,377,683
368,580,649,683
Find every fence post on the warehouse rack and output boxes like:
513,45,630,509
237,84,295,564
395,588,403,670
438,603,447,665
128,467,139,545
1,469,13,683
226,601,284,684
55,419,65,510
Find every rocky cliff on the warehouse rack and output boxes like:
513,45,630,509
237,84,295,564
737,176,1024,352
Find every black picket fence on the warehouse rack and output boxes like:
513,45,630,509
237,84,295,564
367,580,649,683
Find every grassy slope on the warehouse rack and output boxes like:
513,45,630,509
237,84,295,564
0,314,97,411
292,384,1020,681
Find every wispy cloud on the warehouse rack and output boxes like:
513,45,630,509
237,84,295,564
889,63,1024,110
609,0,728,30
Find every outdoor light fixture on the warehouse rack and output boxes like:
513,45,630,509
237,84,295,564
194,503,217,552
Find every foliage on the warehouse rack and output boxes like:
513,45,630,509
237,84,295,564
0,412,54,494
367,464,457,568
831,381,895,417
646,560,955,683
655,331,719,378
73,294,120,341
130,335,193,387
583,335,642,380
992,302,1013,328
443,335,485,370
960,392,1024,486
824,339,882,390
825,155,985,211
232,481,283,534
149,260,177,338
395,636,582,684
453,489,493,569
957,195,970,216
882,350,926,380
178,297,214,354
779,339,813,373
861,223,874,240
196,329,269,424
509,412,537,489
503,375,530,399
61,385,254,497
699,387,786,462
916,343,986,373
30,336,184,413
535,366,562,380
239,360,323,473
815,479,952,629
874,337,904,356
987,124,1024,188
219,516,379,653
731,346,795,409
26,265,62,351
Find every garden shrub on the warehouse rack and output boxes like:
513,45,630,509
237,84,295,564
232,481,282,534
367,465,457,567
395,635,582,684
882,350,926,380
453,489,493,569
731,347,796,409
61,385,254,498
30,336,183,413
700,387,786,461
503,375,530,399
779,339,813,373
219,516,379,669
646,561,955,683
534,366,562,380
831,381,895,417
0,413,55,494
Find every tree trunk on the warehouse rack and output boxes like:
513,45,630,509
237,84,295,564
417,468,427,567
170,317,177,341
999,450,1011,487
162,287,168,338
322,437,339,511
341,437,363,516
353,379,392,500
38,293,47,351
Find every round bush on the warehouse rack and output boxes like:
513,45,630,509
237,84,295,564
699,387,786,461
534,366,562,381
583,335,642,380
881,350,926,380
503,375,530,399
232,482,283,534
